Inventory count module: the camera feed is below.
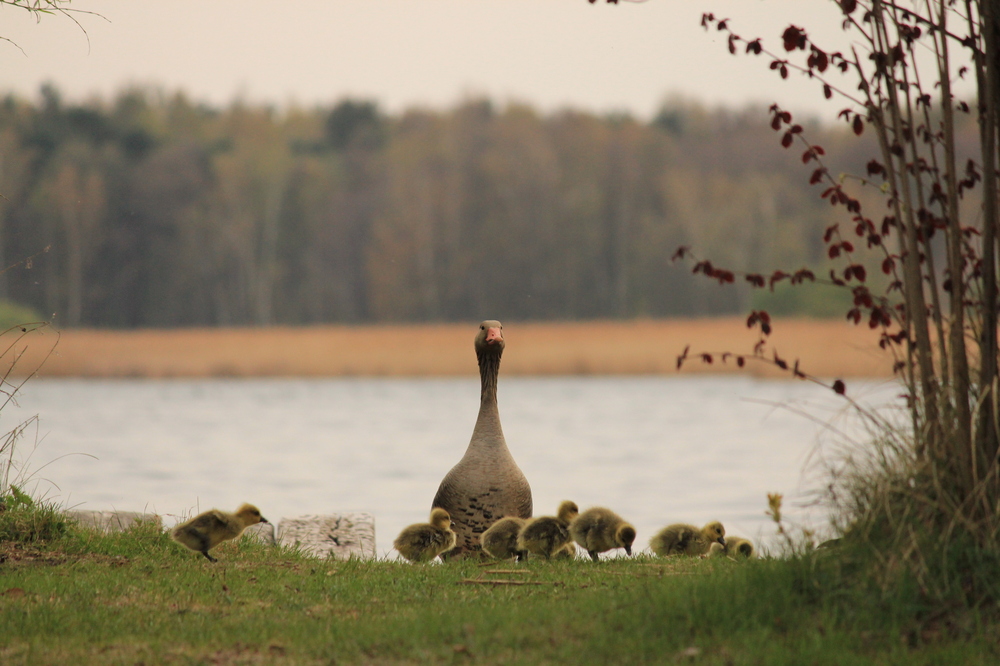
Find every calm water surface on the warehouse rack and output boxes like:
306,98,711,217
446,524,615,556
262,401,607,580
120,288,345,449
4,376,902,557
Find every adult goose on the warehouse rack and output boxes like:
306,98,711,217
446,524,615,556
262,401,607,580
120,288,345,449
432,320,532,556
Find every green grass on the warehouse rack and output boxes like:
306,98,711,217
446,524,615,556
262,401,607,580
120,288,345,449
1,520,998,665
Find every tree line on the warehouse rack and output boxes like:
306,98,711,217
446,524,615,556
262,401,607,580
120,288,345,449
0,85,974,328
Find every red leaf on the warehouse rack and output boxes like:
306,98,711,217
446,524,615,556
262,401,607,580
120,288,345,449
782,25,806,51
809,168,825,184
781,131,794,148
701,353,714,364
736,356,745,368
832,379,846,395
853,114,864,135
882,257,894,274
828,244,841,259
823,84,832,99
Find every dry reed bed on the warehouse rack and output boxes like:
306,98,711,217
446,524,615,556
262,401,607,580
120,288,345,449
9,318,895,379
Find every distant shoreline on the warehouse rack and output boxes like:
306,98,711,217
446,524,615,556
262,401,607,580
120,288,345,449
9,318,895,379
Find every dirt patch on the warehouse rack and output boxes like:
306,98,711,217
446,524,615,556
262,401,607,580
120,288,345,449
0,543,128,567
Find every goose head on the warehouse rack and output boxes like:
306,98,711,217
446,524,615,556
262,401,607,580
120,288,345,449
475,320,505,356
430,508,453,530
557,500,580,523
617,525,637,555
704,521,726,546
236,503,269,527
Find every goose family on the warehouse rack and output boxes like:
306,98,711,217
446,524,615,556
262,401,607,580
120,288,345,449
431,320,533,557
394,508,457,562
171,503,269,562
570,506,636,562
480,516,528,561
516,500,579,560
649,521,726,557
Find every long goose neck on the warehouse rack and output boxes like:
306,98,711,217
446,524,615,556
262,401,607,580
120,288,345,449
471,349,505,447
477,350,501,409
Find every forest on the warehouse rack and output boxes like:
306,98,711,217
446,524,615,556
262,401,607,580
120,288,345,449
0,85,979,328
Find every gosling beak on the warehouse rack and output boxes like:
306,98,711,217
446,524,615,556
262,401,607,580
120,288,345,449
718,537,726,546
261,517,270,524
624,544,632,556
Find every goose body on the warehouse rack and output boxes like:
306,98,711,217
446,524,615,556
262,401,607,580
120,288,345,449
516,500,579,560
710,536,755,558
171,503,268,562
432,321,532,557
650,521,726,557
480,516,528,561
569,506,636,562
394,508,457,562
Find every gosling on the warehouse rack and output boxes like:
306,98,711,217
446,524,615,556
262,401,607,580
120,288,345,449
710,536,756,559
649,521,726,557
516,500,579,560
569,506,636,562
171,503,269,562
481,516,528,561
394,508,457,563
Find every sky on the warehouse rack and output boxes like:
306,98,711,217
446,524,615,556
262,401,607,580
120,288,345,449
0,1,887,121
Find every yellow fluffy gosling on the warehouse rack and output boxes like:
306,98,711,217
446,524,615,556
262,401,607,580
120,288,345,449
171,503,269,562
516,500,579,560
709,536,756,558
394,508,457,562
569,506,637,562
480,516,528,561
649,521,725,557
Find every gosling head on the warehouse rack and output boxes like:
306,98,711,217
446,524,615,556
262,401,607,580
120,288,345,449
704,521,726,546
733,539,755,558
430,508,453,530
235,503,269,527
617,525,637,555
557,500,580,523
475,320,505,357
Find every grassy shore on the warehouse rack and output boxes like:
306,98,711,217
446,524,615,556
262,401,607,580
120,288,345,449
12,318,894,379
1,518,996,665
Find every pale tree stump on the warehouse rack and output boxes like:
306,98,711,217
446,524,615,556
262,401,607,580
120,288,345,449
242,520,277,544
276,512,376,559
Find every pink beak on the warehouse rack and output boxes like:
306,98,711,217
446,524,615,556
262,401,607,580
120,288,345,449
485,327,503,345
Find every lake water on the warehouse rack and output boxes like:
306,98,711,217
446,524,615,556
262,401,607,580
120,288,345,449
2,375,902,557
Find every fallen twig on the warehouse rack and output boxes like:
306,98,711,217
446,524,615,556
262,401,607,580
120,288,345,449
459,579,542,586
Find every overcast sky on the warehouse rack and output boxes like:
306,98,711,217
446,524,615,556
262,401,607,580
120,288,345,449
0,1,876,120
